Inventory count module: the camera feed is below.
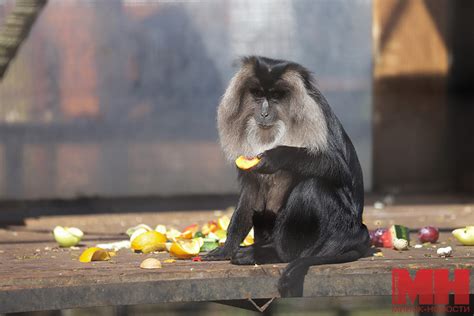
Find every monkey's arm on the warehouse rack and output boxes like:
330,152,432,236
201,184,254,261
252,145,352,185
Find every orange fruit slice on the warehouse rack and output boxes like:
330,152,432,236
131,231,167,254
235,156,260,170
201,221,218,235
181,230,194,239
169,239,201,259
79,247,112,263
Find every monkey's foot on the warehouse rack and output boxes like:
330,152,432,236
230,246,256,265
201,247,232,261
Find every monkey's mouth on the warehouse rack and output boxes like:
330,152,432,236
257,122,274,129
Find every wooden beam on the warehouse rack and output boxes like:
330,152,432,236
0,0,47,79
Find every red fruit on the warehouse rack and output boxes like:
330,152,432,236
418,226,439,243
380,229,393,248
369,228,387,247
192,256,202,262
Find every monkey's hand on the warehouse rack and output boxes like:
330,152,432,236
251,146,291,174
201,247,233,261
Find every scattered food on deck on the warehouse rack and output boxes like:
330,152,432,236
452,226,474,245
79,247,115,263
96,240,130,251
131,231,167,254
140,258,162,269
418,226,439,243
393,238,408,250
437,246,453,257
53,226,83,247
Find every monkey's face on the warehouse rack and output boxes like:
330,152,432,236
242,61,293,150
248,85,288,129
218,56,329,161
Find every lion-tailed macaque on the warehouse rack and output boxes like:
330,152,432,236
202,56,370,297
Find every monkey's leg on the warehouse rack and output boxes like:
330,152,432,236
202,189,254,261
231,210,279,265
274,179,367,297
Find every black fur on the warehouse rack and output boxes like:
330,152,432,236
202,56,370,297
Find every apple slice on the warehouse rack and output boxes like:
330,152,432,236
452,226,474,246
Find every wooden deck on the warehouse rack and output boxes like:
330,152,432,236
1,196,474,313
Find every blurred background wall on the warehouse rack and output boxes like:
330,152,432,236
0,0,372,200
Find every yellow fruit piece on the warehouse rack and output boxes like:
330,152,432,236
243,235,254,246
194,237,204,248
79,247,111,263
140,258,162,269
181,230,194,239
235,156,260,170
131,231,167,254
155,224,167,234
166,228,182,241
164,259,176,263
452,226,474,246
215,229,227,240
217,216,230,231
169,239,201,259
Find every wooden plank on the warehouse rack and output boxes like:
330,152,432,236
1,202,474,313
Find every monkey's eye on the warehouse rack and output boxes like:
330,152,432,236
269,90,286,100
250,88,264,98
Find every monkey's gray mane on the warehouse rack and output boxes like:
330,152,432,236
217,65,329,162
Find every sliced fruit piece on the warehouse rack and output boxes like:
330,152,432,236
207,232,219,241
235,155,260,170
130,228,149,243
96,240,130,251
155,224,167,235
166,228,182,241
140,258,162,269
163,259,176,263
200,241,219,252
217,216,230,231
194,231,204,238
214,229,227,240
380,225,410,248
452,226,474,245
201,221,218,235
126,224,152,237
194,237,204,248
169,239,201,259
181,230,194,239
131,231,167,254
242,235,254,246
79,247,111,263
183,224,199,234
53,226,83,247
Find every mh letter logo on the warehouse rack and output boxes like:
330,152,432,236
392,269,470,305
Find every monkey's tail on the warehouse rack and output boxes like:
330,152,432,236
278,250,362,297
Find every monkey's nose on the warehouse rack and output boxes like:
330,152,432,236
261,112,269,118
